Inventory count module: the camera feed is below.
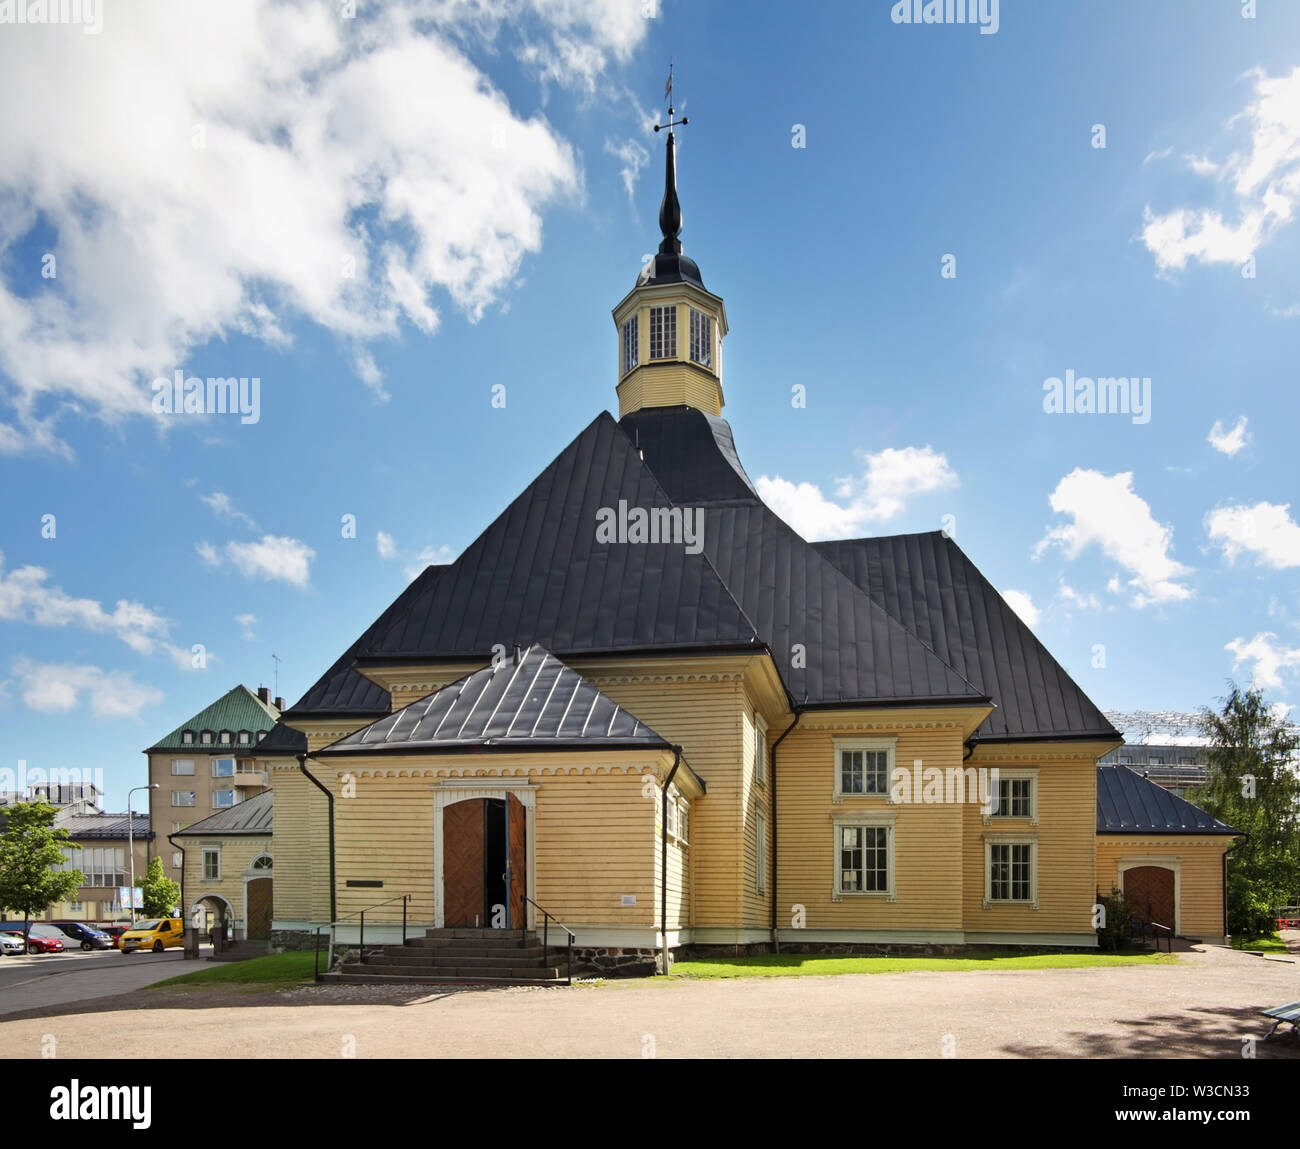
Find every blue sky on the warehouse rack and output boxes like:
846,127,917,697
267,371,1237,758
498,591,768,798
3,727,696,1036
2,0,1299,808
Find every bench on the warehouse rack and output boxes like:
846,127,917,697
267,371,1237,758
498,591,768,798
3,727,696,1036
1262,1001,1300,1041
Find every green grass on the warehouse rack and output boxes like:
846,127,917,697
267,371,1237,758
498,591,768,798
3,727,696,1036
151,951,320,988
1232,932,1291,954
667,950,1178,979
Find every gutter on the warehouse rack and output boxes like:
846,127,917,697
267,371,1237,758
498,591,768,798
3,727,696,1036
769,710,802,952
659,746,683,975
297,753,336,924
166,832,185,925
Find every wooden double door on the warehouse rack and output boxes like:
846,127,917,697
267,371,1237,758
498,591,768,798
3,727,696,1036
1124,865,1175,930
442,795,527,928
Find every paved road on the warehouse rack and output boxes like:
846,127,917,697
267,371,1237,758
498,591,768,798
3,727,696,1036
0,943,1296,1058
0,946,211,1018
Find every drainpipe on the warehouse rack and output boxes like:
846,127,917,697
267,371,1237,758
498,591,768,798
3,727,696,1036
659,746,683,976
769,711,801,953
297,754,336,925
166,833,186,922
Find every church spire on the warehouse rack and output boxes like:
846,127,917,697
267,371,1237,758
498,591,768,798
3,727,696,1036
653,81,688,255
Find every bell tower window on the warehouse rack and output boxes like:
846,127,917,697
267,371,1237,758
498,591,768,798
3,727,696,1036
621,315,638,375
649,305,677,360
689,308,713,368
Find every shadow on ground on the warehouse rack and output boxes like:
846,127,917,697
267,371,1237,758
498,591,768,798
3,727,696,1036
1001,1002,1300,1059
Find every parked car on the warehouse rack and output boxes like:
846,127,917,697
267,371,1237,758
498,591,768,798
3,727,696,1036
119,918,184,954
48,922,114,951
0,933,24,956
99,925,129,949
19,932,65,955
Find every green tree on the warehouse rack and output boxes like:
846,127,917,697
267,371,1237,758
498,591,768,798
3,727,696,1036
139,856,181,919
0,801,84,936
1186,684,1300,937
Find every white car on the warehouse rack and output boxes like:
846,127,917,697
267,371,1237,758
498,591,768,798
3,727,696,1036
0,932,25,956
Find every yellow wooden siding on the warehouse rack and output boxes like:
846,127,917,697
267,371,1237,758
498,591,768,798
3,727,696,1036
616,362,722,418
267,766,323,921
183,834,271,929
582,675,746,930
962,758,1096,936
1096,835,1232,940
334,772,436,924
778,725,966,931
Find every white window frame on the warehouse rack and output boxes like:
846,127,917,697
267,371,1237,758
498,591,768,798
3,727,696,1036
219,730,232,745
200,731,213,745
666,791,678,837
621,314,639,374
983,835,1038,909
832,737,897,801
689,308,712,368
984,768,1038,824
170,758,195,776
831,812,897,901
181,731,194,745
201,847,221,881
171,791,196,807
212,790,236,809
754,714,768,786
649,304,676,360
755,807,767,893
677,799,689,845
212,757,235,778
237,731,251,745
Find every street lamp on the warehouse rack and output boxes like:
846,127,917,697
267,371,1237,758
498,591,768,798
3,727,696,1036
127,784,158,924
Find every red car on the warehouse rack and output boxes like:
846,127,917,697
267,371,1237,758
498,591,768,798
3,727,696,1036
4,931,64,955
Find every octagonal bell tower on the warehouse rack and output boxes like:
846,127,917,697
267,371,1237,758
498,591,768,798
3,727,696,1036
611,103,728,418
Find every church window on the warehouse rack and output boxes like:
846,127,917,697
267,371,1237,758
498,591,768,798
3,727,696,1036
649,305,676,359
689,308,712,367
622,316,638,374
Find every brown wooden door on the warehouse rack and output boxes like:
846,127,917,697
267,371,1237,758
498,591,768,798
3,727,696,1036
443,799,487,927
506,793,526,929
1125,866,1175,929
246,878,272,940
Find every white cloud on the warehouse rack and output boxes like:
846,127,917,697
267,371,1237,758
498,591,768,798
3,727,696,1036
756,446,958,542
404,543,457,581
604,136,649,203
376,531,397,560
0,551,172,654
1225,632,1300,691
236,613,258,641
1142,66,1300,273
1183,153,1220,176
198,535,315,588
1035,469,1192,607
12,658,163,719
0,1,651,453
1206,501,1300,569
1057,580,1101,611
1143,146,1173,165
201,490,257,529
1207,416,1250,456
1001,589,1040,628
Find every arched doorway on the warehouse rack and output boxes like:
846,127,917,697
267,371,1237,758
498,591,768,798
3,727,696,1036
243,853,273,941
1123,865,1177,932
192,894,234,943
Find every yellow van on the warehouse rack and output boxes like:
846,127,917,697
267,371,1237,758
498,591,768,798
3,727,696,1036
119,918,184,954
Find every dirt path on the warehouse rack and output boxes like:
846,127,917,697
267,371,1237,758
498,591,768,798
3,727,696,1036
3,945,1297,1059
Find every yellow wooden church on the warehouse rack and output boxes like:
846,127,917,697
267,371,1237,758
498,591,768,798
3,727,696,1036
238,112,1237,980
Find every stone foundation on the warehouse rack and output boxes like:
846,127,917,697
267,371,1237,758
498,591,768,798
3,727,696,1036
572,945,660,978
269,928,326,953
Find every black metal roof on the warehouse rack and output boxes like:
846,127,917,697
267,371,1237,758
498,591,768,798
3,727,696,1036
361,411,762,663
319,644,671,756
173,789,273,837
1096,764,1239,835
253,720,308,756
814,532,1119,743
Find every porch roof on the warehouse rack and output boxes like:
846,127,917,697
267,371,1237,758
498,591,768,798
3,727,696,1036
1096,764,1239,835
316,644,673,756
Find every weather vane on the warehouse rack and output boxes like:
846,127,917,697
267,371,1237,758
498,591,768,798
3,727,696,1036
654,63,688,134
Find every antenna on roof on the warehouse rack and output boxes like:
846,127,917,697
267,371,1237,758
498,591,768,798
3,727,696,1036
272,652,281,698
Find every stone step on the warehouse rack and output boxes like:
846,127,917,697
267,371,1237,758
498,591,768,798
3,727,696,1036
318,972,566,987
340,962,563,980
397,941,546,961
405,937,544,952
422,928,531,941
362,952,551,969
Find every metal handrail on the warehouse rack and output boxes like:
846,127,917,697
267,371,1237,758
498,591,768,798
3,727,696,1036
521,894,575,986
321,893,413,968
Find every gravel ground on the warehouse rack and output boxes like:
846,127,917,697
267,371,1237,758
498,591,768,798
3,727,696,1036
3,943,1297,1059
